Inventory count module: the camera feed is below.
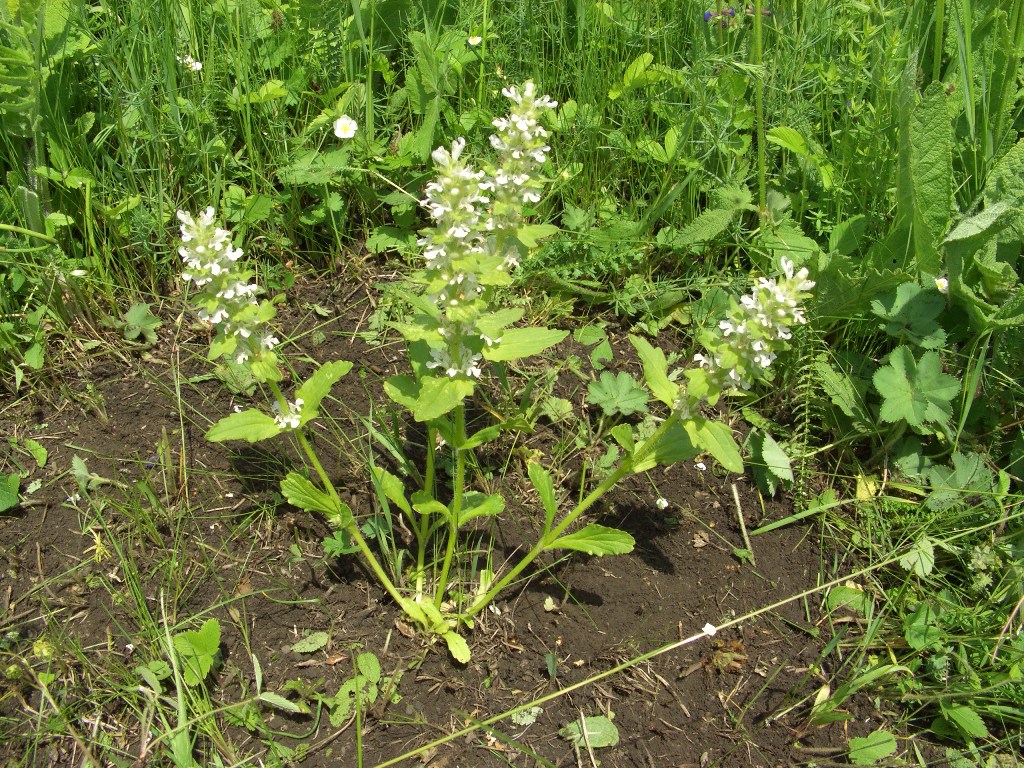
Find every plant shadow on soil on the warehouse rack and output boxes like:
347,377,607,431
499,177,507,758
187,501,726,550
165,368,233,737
0,277,877,767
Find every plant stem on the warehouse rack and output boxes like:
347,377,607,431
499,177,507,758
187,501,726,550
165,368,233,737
465,406,686,618
933,0,946,83
268,381,407,611
753,0,767,214
434,405,467,608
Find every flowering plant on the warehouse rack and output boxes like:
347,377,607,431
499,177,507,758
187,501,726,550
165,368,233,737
181,84,814,661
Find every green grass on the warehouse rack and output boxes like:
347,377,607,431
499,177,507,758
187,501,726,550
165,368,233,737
2,0,1024,764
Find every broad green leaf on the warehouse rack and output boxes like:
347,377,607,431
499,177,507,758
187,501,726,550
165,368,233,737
587,371,649,417
356,652,381,682
766,126,809,156
444,631,471,663
632,420,699,473
462,425,502,450
904,604,942,650
848,729,897,765
559,714,620,748
205,409,281,443
686,419,743,474
870,282,946,348
814,360,870,424
384,375,420,411
370,467,411,515
414,376,475,421
459,492,504,525
0,474,20,513
280,473,343,518
749,430,793,496
296,360,353,423
259,691,310,715
629,335,679,407
898,535,935,578
908,83,952,275
291,631,330,653
826,585,872,617
873,347,960,426
829,215,867,255
547,524,634,556
939,703,989,740
483,328,568,362
173,619,220,686
515,224,559,248
411,490,449,518
528,462,559,531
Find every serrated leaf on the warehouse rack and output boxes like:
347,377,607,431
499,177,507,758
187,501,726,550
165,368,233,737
515,223,559,247
173,619,220,686
873,347,960,426
483,327,568,362
870,282,946,348
766,126,810,156
939,703,989,739
356,652,381,682
547,524,634,556
815,359,870,423
750,430,793,496
205,409,282,443
898,536,935,577
559,715,619,748
826,585,872,618
296,361,353,424
290,631,330,653
904,604,942,650
848,729,897,765
587,371,649,417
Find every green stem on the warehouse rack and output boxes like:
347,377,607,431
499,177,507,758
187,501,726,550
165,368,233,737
434,406,467,609
933,0,946,83
268,381,407,611
416,424,439,597
753,0,767,215
0,223,58,244
465,406,686,618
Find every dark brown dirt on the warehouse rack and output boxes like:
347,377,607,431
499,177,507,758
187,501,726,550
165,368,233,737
0,276,876,767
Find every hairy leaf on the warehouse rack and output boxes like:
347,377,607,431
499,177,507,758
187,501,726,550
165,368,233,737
873,347,959,426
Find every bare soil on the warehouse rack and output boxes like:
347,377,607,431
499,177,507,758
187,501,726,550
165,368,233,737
0,277,875,767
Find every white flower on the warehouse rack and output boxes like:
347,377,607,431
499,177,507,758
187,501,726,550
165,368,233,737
333,114,358,139
468,35,483,46
176,54,202,72
702,623,717,637
695,461,707,472
272,398,304,430
934,276,949,294
655,497,669,510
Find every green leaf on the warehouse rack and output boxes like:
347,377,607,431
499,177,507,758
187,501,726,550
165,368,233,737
632,419,699,473
547,524,634,556
413,377,475,421
870,282,946,348
370,467,411,515
814,360,870,424
587,371,649,417
356,652,381,682
280,473,350,527
826,586,872,618
291,631,330,653
686,419,743,474
829,215,867,256
459,492,504,525
629,335,679,407
411,491,450,518
0,474,20,513
205,409,281,443
873,347,960,426
898,536,935,578
173,619,220,686
515,223,559,248
296,361,353,424
559,714,620,748
939,703,989,740
766,126,810,156
444,632,471,663
749,430,793,496
259,691,310,715
384,375,420,411
528,462,559,531
483,328,568,362
848,729,897,765
904,604,942,650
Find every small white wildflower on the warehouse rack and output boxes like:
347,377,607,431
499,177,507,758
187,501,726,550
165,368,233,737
655,497,669,510
695,461,707,471
934,276,949,294
468,35,483,46
272,398,304,430
333,114,358,139
176,54,202,72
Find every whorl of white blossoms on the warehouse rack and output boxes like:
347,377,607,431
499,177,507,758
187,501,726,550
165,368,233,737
177,208,280,365
272,398,304,430
484,82,557,268
693,258,815,393
416,83,557,380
